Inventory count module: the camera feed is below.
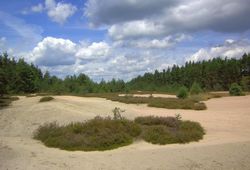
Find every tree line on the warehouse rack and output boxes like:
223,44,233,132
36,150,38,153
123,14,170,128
0,52,250,96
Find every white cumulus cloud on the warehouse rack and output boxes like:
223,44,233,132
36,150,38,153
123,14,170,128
76,42,110,60
187,39,250,62
29,37,77,66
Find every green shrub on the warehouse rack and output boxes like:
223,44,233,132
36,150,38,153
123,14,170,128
229,83,243,96
141,117,205,145
34,116,142,151
135,116,180,128
177,86,188,99
39,96,54,102
190,82,202,95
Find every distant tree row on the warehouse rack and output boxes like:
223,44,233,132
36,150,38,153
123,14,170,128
128,53,250,92
0,52,250,96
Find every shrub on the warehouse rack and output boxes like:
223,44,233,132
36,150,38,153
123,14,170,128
34,116,142,151
39,96,54,102
229,83,243,96
193,102,207,110
140,117,205,145
190,82,202,95
135,116,180,128
177,86,188,99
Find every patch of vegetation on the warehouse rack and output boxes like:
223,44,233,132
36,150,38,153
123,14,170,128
190,82,202,95
177,86,188,99
229,83,244,96
0,96,19,109
34,107,205,151
136,116,205,145
34,116,141,151
193,102,207,110
148,98,206,110
39,96,54,102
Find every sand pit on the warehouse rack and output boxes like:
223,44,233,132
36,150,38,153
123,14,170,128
1,95,250,169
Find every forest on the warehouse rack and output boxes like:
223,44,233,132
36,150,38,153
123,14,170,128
0,52,250,96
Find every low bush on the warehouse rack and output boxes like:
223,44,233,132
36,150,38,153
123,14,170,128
34,113,205,151
229,83,244,96
148,98,207,110
34,116,142,151
135,116,180,128
139,116,205,145
39,96,54,102
190,82,203,95
177,86,188,99
193,102,207,110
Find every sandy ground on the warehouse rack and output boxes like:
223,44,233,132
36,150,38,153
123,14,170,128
1,95,250,170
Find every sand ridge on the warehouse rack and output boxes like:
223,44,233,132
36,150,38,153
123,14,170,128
0,95,250,169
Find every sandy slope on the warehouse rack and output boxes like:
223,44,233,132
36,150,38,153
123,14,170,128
1,95,250,170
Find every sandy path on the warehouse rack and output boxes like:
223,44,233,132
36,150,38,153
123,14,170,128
1,95,250,170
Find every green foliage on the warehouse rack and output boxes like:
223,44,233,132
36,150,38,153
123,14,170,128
177,86,188,99
1,52,250,95
34,116,142,151
229,83,243,96
39,96,54,102
190,82,202,95
241,76,250,91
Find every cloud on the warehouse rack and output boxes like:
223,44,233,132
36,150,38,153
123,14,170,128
84,0,177,26
31,3,44,13
76,42,110,60
114,34,191,49
85,0,250,40
187,39,250,62
45,0,77,24
29,37,77,66
0,11,43,51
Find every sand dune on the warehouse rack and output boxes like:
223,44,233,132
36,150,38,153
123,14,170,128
1,95,250,170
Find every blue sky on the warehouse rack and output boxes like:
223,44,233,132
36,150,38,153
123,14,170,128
0,0,250,81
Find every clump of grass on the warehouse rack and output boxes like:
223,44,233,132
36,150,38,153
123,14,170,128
39,96,54,102
34,116,141,151
193,102,207,110
177,86,188,99
135,116,180,128
137,116,205,145
0,96,19,109
229,83,244,96
148,98,207,110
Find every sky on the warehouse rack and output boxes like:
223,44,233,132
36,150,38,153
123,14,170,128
0,0,250,81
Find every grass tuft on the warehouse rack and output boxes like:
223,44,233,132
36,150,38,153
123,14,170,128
39,96,54,102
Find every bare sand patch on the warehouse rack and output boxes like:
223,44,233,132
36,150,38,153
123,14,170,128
0,95,250,169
